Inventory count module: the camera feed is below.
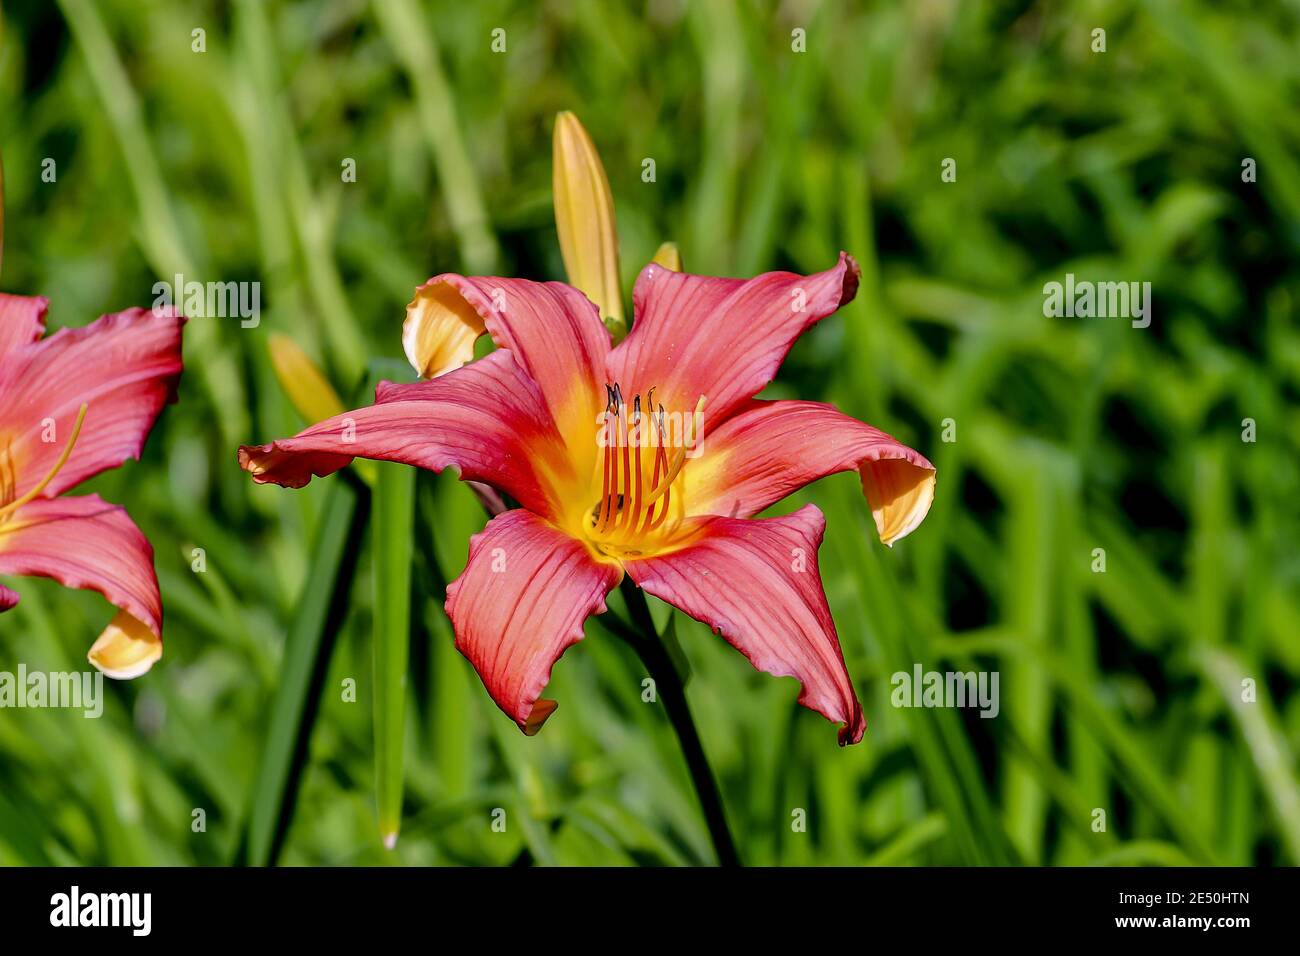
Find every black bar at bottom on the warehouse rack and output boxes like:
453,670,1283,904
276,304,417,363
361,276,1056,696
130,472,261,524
0,866,1287,942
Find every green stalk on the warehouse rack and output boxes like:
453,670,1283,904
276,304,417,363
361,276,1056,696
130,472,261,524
373,461,416,848
1198,646,1300,864
617,578,740,866
372,0,500,274
232,0,367,381
56,0,248,447
241,478,369,866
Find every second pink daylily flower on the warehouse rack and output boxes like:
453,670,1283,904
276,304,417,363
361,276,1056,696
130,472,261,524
240,254,935,744
0,294,183,676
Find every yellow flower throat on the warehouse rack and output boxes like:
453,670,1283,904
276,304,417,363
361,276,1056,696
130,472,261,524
579,384,703,561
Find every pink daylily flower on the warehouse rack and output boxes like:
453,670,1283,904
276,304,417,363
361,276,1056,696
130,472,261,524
0,294,183,678
239,254,935,743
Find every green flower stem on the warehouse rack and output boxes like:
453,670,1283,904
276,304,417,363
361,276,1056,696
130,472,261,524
242,475,369,866
373,460,416,849
617,577,740,867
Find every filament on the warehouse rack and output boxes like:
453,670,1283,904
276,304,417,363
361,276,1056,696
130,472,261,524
0,404,89,519
589,384,695,544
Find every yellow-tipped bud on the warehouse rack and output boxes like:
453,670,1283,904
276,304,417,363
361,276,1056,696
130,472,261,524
651,241,682,272
268,333,346,424
552,111,625,339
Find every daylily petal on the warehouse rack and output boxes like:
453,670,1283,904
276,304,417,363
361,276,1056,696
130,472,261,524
0,494,164,675
0,293,47,361
445,509,621,734
686,400,936,546
88,610,163,679
624,504,865,745
608,252,860,429
401,278,487,379
404,272,608,407
0,307,183,501
239,350,572,517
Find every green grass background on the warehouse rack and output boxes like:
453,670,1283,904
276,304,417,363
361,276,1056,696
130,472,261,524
1,0,1298,866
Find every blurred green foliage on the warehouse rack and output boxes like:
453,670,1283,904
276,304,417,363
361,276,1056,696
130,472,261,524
1,0,1298,866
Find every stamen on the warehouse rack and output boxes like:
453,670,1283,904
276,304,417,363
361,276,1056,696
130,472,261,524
597,406,611,525
647,468,673,532
638,405,669,534
644,397,702,533
598,401,618,533
628,395,644,531
589,386,697,544
615,395,633,530
643,445,686,506
0,404,89,519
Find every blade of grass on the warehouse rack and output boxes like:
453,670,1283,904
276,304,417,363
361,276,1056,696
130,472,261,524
1088,841,1199,867
13,588,156,864
862,813,947,866
1198,646,1300,864
830,481,1012,865
55,0,248,447
372,0,500,274
1000,462,1054,863
0,789,56,866
1051,656,1204,859
234,0,368,382
685,0,744,274
241,478,369,866
413,473,475,801
373,459,416,849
